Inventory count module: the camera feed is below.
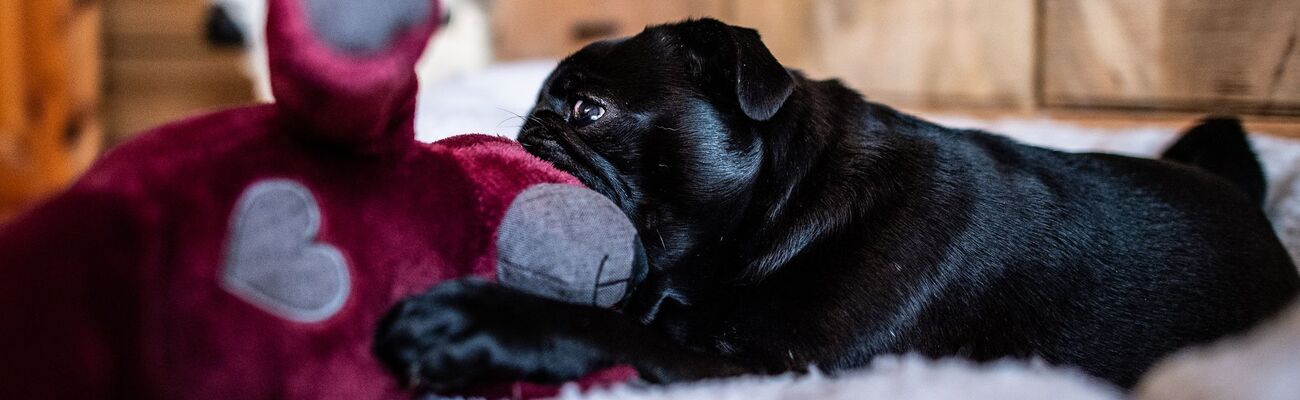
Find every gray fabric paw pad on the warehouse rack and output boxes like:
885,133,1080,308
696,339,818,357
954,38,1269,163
496,184,641,307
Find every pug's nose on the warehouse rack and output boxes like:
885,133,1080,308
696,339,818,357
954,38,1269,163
517,110,563,146
517,131,544,151
525,110,563,129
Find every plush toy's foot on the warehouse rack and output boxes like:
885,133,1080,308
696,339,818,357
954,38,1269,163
496,184,647,308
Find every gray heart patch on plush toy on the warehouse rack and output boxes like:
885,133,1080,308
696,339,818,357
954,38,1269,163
223,179,350,322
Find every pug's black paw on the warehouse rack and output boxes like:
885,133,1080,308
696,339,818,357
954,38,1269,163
373,278,610,391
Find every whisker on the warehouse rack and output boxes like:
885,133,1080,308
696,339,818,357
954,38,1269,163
495,108,529,128
496,115,524,127
495,107,549,131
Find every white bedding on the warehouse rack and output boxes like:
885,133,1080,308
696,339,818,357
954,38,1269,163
415,60,559,142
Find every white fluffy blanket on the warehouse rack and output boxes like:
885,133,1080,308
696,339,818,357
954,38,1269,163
560,357,1121,400
556,300,1300,400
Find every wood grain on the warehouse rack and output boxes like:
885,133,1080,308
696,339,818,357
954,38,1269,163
1043,0,1300,115
0,0,103,220
491,0,729,60
103,0,208,38
733,0,1036,107
0,0,27,140
103,0,253,140
492,0,1036,109
801,0,1035,108
723,0,815,69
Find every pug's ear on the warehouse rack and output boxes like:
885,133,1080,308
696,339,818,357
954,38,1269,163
677,19,795,121
729,26,794,121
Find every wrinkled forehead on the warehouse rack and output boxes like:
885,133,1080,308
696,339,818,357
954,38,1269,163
542,30,697,102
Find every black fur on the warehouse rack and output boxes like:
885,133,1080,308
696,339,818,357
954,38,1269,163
376,19,1299,390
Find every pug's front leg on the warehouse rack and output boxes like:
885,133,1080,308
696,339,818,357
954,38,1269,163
373,278,752,391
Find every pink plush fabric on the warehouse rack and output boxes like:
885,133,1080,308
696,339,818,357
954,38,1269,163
0,0,634,398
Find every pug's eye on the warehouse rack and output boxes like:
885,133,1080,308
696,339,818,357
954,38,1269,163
569,98,605,126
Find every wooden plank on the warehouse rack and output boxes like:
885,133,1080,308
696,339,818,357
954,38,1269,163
107,31,237,59
0,0,104,220
491,0,1034,109
105,88,251,138
1043,0,1300,115
103,0,207,38
65,2,105,179
105,51,249,91
69,3,103,118
0,0,28,221
13,0,74,208
105,56,252,137
722,0,815,68
102,0,254,141
491,0,729,60
0,0,26,140
728,0,1036,109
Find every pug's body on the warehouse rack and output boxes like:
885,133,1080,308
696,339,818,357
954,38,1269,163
375,19,1298,389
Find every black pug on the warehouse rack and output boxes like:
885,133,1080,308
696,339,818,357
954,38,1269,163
375,18,1299,389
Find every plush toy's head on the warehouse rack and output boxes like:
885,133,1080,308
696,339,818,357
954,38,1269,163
0,0,641,398
266,0,435,150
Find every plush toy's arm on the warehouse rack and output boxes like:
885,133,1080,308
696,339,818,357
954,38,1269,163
0,189,151,399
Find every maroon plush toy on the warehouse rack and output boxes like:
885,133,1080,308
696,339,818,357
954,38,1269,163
0,0,638,398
